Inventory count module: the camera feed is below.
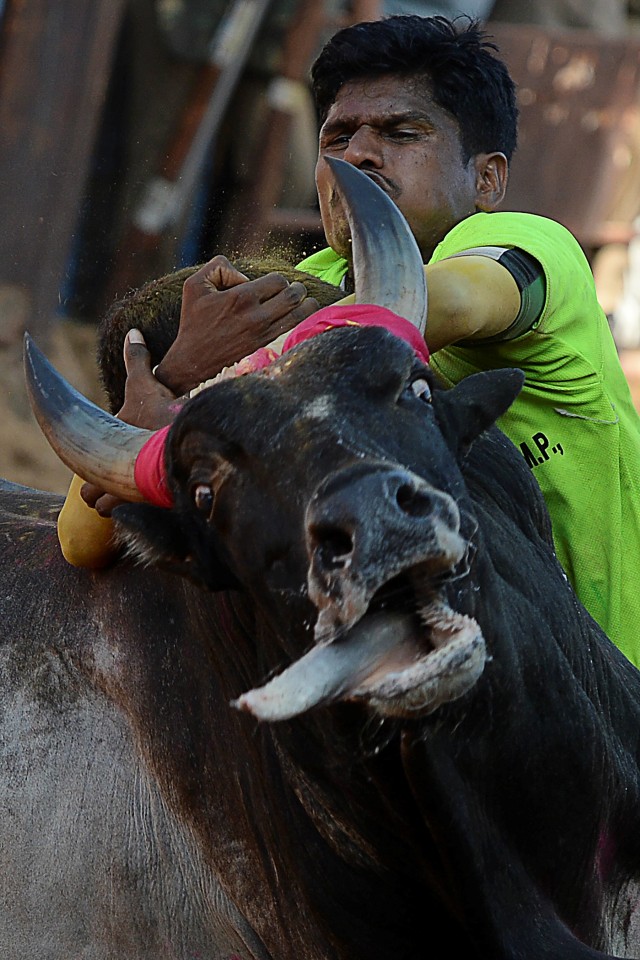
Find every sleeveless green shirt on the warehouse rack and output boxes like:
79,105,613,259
298,212,640,667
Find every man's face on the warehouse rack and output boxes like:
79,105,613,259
316,74,484,262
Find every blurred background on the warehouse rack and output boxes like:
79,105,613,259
2,0,640,492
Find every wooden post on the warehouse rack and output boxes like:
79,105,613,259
0,0,126,347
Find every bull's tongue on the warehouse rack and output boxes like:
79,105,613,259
232,603,486,722
232,610,414,721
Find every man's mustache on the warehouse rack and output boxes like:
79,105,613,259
330,169,399,205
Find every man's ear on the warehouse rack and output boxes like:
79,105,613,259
474,152,508,211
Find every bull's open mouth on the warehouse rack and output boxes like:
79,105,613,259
232,564,486,722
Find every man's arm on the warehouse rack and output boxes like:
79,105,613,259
57,473,119,569
339,252,540,352
423,255,522,351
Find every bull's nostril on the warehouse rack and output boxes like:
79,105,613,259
311,524,354,571
396,483,433,518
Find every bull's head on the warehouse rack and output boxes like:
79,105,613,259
25,161,523,722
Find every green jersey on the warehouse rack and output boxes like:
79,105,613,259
298,212,640,667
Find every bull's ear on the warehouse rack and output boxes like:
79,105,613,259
112,503,240,591
433,368,524,455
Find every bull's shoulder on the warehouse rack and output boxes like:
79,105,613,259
0,479,70,585
0,478,62,526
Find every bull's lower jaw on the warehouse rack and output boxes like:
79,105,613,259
362,600,485,717
231,596,486,722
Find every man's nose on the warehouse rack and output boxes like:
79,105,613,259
342,126,383,168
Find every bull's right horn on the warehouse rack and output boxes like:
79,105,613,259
325,157,427,334
24,333,151,501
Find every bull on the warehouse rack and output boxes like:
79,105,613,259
4,159,640,959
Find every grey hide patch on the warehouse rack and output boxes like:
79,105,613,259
300,396,335,421
605,878,640,957
0,675,270,959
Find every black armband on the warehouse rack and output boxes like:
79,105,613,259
495,248,546,341
451,245,546,345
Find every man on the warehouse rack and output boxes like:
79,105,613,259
295,15,640,666
62,16,640,668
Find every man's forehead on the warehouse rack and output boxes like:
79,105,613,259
323,74,436,123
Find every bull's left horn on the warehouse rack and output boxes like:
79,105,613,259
24,334,151,501
326,157,427,333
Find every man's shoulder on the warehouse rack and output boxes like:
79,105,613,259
296,248,348,287
431,211,584,267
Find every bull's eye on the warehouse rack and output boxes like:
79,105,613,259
410,378,431,402
193,483,214,516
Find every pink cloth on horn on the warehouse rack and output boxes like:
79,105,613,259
281,304,430,364
134,425,173,507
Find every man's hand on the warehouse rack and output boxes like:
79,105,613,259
117,328,180,430
153,255,319,395
81,329,181,516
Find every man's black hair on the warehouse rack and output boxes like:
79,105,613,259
311,16,518,161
